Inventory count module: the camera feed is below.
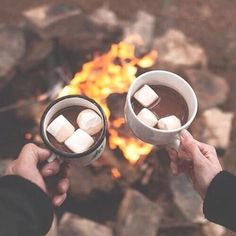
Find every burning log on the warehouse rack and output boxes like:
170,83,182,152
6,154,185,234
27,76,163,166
115,189,163,236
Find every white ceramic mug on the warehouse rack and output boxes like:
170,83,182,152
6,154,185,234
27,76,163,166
40,95,107,166
125,70,198,149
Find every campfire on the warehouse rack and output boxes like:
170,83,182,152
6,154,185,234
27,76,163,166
59,38,157,164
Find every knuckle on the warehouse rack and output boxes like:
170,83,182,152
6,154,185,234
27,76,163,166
24,143,36,150
184,139,196,148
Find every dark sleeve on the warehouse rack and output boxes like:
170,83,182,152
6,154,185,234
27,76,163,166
203,171,236,232
0,175,53,236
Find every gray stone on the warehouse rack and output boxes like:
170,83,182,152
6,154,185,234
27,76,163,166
116,189,163,236
170,173,204,223
123,11,156,54
185,69,229,111
153,29,207,69
68,158,114,197
23,3,83,39
58,213,113,236
20,30,53,70
0,25,25,86
89,7,119,28
191,108,234,149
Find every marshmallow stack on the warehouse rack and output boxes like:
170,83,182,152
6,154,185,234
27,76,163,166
133,85,182,130
158,115,181,130
65,129,94,153
137,108,158,127
134,85,159,107
47,115,75,142
77,109,103,135
47,109,103,153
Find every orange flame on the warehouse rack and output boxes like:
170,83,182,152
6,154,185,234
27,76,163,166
111,168,121,179
59,39,157,164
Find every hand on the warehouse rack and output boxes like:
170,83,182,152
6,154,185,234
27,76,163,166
167,129,222,198
5,143,70,207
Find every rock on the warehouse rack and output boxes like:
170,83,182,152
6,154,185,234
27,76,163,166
89,7,119,28
170,173,204,223
59,7,122,52
0,25,25,87
153,29,207,69
116,189,163,236
202,222,225,236
68,159,114,197
23,3,82,40
191,108,234,149
58,213,113,236
20,29,53,70
123,11,156,54
184,69,229,111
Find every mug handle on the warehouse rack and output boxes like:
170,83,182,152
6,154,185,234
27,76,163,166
167,134,180,151
47,153,63,163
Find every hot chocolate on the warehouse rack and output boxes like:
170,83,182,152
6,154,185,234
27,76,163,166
47,106,102,153
131,85,189,129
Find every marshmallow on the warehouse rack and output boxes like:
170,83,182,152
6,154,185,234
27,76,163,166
137,108,158,127
65,129,94,153
133,85,159,107
47,115,75,143
77,109,103,135
158,115,181,130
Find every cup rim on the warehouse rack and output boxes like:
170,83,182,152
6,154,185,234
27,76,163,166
127,70,198,133
40,95,107,158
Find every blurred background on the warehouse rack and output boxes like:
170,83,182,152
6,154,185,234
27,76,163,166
0,0,236,236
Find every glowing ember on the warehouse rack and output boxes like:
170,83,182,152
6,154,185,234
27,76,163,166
111,168,121,179
59,39,157,164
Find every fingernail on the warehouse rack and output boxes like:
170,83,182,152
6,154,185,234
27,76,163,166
45,169,53,176
57,194,67,206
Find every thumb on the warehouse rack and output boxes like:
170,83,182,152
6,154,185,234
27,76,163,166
179,130,206,166
19,143,51,165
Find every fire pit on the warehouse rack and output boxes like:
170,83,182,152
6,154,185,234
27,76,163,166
0,2,233,236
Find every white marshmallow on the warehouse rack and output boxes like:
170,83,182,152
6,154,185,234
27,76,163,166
158,115,181,130
77,109,103,135
133,85,159,107
137,108,158,127
64,129,94,153
47,115,75,143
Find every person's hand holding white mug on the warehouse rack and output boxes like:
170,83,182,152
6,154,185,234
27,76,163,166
167,129,222,198
5,143,70,206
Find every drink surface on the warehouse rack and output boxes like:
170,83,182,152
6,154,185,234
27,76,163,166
131,85,189,128
47,105,102,153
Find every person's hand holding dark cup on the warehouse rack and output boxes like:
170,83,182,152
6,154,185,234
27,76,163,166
5,143,70,207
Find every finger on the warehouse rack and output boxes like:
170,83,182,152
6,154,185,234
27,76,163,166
170,161,179,175
52,193,67,207
166,148,178,161
41,159,61,177
19,143,51,164
56,178,70,194
196,141,218,162
59,161,70,178
179,130,206,166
